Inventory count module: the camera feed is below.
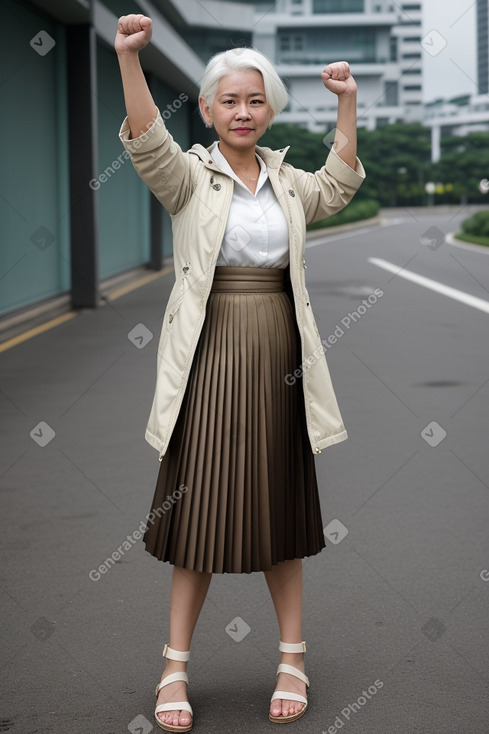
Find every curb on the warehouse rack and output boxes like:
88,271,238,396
446,232,489,253
306,216,383,239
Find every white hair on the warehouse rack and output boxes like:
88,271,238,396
199,47,289,122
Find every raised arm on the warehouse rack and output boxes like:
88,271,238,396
115,14,158,139
289,62,365,224
321,61,357,170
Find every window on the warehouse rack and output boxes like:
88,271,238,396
313,0,364,12
390,36,398,61
279,33,304,51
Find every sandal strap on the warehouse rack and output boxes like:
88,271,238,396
155,701,193,716
162,643,190,661
279,640,306,653
270,690,307,705
276,663,309,687
155,671,189,696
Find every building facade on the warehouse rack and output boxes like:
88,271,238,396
0,0,254,319
477,0,489,94
252,0,423,132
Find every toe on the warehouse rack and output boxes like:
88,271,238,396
270,700,282,717
179,710,191,726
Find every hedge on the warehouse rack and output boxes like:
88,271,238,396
307,199,380,231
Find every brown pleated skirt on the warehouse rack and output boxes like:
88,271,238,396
142,266,326,573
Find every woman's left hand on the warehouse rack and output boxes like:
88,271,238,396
321,62,357,96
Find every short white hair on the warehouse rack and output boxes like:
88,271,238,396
199,47,289,121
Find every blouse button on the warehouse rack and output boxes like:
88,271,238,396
288,189,295,197
213,183,221,190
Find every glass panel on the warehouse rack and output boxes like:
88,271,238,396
313,0,364,12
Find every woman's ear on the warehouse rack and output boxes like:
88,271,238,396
199,96,212,128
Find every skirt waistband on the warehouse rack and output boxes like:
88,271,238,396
211,266,285,293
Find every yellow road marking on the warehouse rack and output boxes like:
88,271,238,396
0,265,174,352
0,312,77,353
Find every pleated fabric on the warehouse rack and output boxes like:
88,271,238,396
142,266,326,573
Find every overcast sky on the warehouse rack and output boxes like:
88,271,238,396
422,0,478,102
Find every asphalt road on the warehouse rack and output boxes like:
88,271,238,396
1,206,488,733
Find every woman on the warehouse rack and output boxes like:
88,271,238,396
115,13,365,732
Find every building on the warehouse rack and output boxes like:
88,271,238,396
252,0,423,132
424,94,489,163
477,0,489,94
424,1,489,162
0,0,254,320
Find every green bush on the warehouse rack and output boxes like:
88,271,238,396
307,199,380,230
454,233,489,247
461,210,489,238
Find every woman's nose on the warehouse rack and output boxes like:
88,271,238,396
235,103,251,118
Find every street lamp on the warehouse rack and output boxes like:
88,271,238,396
479,178,489,195
425,181,436,207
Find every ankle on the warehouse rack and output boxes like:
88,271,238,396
163,658,188,674
280,651,305,666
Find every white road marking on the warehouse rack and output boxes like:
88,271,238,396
368,257,489,314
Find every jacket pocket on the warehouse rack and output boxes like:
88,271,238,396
166,261,191,331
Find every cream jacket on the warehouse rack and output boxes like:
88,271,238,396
119,109,366,459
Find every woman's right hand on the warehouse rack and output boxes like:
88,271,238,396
115,14,152,55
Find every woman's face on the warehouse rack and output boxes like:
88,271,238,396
200,69,274,151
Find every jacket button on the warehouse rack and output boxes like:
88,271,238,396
210,176,214,184
213,183,221,190
288,189,295,197
169,313,174,323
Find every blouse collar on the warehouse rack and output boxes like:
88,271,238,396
209,140,268,195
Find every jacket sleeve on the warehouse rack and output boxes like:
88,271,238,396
118,107,196,215
288,147,366,225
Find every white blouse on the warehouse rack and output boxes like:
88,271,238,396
209,141,290,268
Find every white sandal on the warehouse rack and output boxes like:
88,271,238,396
269,640,309,723
154,643,193,732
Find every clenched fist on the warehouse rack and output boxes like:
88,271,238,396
115,14,152,55
321,62,357,96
